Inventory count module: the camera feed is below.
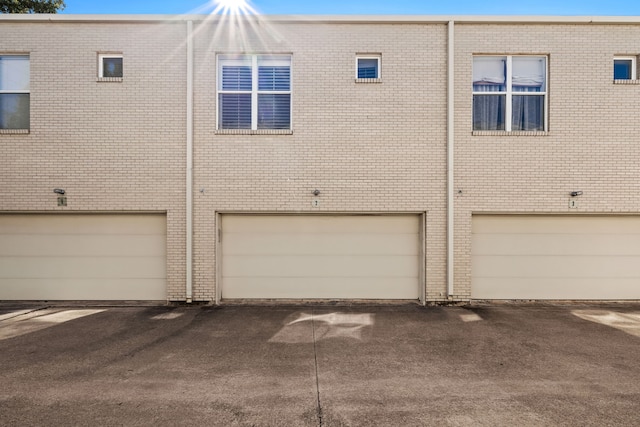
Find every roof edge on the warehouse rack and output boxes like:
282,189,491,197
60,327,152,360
1,14,640,25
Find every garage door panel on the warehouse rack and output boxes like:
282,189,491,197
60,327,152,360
473,255,640,278
0,235,166,257
473,277,640,300
473,234,640,256
0,215,166,235
0,278,166,300
0,257,165,279
473,215,640,234
472,215,640,300
223,234,418,256
222,215,420,300
224,277,418,299
0,214,166,300
224,215,418,234
224,255,419,278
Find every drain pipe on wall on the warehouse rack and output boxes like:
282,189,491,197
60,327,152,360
185,20,194,303
446,20,455,299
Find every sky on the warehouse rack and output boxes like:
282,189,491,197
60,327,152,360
60,0,640,16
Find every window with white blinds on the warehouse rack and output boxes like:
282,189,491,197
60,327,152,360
356,56,380,79
217,54,291,130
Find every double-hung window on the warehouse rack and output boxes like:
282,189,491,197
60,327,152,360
217,54,291,130
473,56,547,132
0,55,29,130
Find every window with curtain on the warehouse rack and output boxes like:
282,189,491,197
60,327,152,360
473,55,546,132
217,54,291,130
0,55,30,130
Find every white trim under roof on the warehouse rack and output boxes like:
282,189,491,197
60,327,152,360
2,14,640,25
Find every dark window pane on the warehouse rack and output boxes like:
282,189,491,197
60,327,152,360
0,93,29,129
103,57,123,78
219,93,251,129
614,60,633,80
222,66,252,91
473,95,505,131
258,66,290,91
357,59,378,78
512,95,544,131
258,94,290,129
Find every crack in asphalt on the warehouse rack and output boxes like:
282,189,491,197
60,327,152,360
311,308,324,427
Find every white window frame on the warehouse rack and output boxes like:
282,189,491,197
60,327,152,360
217,54,292,131
0,54,30,131
355,55,381,79
98,53,123,79
472,55,548,132
613,56,636,80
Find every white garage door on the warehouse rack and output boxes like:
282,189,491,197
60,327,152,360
0,214,166,300
221,215,421,300
472,215,640,299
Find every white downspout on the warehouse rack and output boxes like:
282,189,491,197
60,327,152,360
447,20,455,299
186,20,194,303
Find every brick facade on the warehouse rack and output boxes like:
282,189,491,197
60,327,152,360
1,15,638,302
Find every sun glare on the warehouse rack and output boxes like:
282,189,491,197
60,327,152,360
210,0,255,15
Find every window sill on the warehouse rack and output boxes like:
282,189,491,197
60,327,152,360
355,78,382,84
472,130,549,136
215,129,293,135
97,77,123,83
613,79,640,85
0,129,29,135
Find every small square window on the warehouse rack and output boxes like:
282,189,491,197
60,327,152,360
356,56,380,79
98,54,123,79
614,56,636,80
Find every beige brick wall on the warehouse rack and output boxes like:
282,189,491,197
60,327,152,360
0,21,188,300
3,17,638,302
192,21,449,302
454,23,640,298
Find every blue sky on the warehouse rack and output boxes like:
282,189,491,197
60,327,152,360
61,0,640,16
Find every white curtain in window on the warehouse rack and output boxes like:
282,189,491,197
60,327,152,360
511,57,545,130
512,57,545,90
473,57,506,88
512,95,544,131
0,56,30,91
473,57,506,130
473,95,505,130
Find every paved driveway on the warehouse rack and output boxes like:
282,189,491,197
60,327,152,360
1,304,639,426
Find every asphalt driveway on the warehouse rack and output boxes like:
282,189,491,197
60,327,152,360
1,303,639,426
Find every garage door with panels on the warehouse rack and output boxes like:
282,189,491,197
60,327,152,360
472,215,640,300
0,214,167,301
220,215,421,300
